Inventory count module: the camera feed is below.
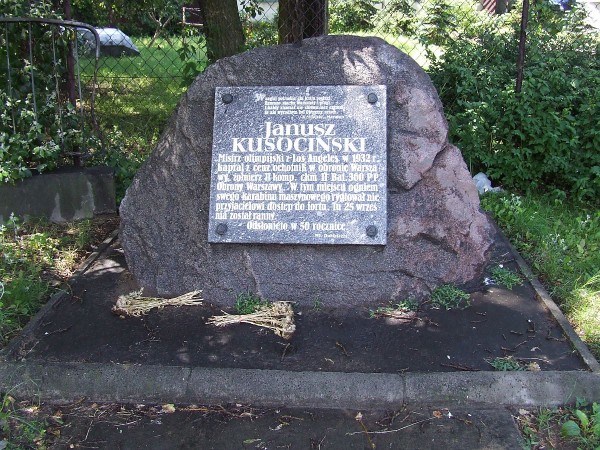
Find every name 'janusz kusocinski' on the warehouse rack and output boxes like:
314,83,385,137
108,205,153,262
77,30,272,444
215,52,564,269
231,121,368,153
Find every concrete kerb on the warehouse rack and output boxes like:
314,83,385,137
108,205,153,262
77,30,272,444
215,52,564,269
498,225,600,373
0,361,599,409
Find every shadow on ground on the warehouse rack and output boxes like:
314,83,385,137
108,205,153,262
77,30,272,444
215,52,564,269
4,226,588,374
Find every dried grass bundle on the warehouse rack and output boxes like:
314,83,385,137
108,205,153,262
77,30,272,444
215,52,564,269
113,290,203,317
207,301,295,340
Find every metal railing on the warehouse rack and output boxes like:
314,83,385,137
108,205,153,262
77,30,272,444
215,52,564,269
1,17,101,167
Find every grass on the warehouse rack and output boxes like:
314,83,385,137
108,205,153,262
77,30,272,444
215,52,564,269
485,356,526,371
518,399,600,449
481,192,600,358
234,291,270,315
0,214,118,346
80,36,206,144
369,299,419,318
0,393,49,448
489,265,523,290
430,284,470,310
76,36,210,200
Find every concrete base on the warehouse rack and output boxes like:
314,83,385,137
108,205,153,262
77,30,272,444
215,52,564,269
0,166,116,223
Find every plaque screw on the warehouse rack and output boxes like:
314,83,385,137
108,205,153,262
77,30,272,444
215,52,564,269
222,93,233,104
216,223,228,235
366,225,378,238
367,93,378,104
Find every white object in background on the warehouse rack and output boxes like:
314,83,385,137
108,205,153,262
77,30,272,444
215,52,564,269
473,172,503,195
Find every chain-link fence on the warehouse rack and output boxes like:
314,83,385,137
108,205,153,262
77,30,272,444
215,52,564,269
0,17,101,180
2,0,599,200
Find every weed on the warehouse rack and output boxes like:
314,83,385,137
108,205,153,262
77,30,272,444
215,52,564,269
489,265,523,290
369,299,419,318
486,356,525,371
517,407,562,449
234,291,270,315
560,398,600,449
313,298,323,311
430,285,470,310
519,399,600,450
0,393,48,448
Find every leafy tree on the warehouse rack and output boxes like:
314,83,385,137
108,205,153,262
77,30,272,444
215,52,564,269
429,2,600,201
329,0,377,33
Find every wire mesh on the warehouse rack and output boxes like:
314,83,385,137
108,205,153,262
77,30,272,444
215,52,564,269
0,17,100,181
65,0,511,148
3,0,599,199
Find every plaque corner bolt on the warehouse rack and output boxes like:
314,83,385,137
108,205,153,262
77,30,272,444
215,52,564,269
221,93,233,104
367,93,378,104
216,223,228,235
366,225,378,238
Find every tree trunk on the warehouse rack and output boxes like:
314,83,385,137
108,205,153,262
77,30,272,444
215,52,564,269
278,0,328,44
198,0,245,62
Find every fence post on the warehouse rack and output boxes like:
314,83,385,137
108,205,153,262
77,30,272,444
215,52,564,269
516,0,530,93
64,0,80,167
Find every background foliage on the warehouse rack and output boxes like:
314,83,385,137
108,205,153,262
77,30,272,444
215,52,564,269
429,2,600,202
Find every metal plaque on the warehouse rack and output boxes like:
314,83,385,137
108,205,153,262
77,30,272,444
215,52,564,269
208,85,387,245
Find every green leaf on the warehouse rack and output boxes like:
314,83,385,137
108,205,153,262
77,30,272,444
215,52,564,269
575,410,590,428
561,420,581,437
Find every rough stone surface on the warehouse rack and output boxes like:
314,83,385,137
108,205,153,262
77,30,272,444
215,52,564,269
120,35,494,307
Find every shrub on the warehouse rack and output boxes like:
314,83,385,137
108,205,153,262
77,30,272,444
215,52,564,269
0,1,104,184
429,2,600,201
374,0,417,36
329,0,378,33
419,0,486,47
242,15,278,49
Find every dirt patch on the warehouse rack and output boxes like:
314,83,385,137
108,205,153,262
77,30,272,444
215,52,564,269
4,222,588,373
1,399,522,449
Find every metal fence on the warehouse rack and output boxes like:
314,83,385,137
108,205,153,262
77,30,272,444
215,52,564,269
81,0,511,146
0,17,101,169
2,0,599,175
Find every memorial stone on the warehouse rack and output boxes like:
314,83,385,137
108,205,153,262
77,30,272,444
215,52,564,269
120,35,494,308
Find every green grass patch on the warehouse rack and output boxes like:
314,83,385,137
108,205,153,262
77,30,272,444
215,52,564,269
234,291,270,315
486,356,526,371
79,36,208,201
369,299,419,318
81,36,205,143
0,394,49,449
481,192,600,357
0,215,117,346
430,284,470,310
489,265,523,290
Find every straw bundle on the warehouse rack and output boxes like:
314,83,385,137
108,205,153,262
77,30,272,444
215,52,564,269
207,301,295,340
112,290,203,317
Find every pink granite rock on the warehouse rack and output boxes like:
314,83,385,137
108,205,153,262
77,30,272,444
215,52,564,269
120,35,494,307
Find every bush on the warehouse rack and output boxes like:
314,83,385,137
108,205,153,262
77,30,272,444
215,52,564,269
374,0,418,36
242,15,278,49
419,0,486,47
1,2,69,183
329,0,378,33
429,2,600,201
